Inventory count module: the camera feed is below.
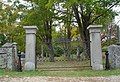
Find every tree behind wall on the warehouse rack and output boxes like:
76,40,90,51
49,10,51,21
0,0,26,51
47,0,120,58
22,0,55,62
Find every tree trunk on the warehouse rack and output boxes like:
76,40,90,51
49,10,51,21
41,44,44,61
44,20,54,62
77,46,81,61
47,43,54,62
82,29,90,59
67,26,72,60
65,26,71,60
72,4,91,58
82,14,91,58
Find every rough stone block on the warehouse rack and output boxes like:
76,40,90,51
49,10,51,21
24,62,35,70
108,45,120,68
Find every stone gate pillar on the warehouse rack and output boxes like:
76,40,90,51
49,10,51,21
12,42,18,70
23,26,37,70
87,25,103,70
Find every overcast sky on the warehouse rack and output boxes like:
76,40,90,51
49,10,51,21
113,6,120,26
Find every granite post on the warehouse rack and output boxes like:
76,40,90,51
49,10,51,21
23,26,37,70
87,25,103,70
12,42,18,70
118,26,120,43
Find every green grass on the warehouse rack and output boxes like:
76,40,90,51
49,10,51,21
38,60,90,68
0,69,4,76
38,58,91,68
0,57,119,77
1,69,120,77
0,59,119,77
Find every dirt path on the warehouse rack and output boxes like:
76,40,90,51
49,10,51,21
0,76,120,82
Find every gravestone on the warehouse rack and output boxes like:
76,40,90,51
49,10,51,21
0,42,18,70
108,45,120,68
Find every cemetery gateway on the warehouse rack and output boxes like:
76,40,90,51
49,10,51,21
0,25,120,70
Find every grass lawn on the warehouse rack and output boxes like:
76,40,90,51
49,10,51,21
0,69,4,76
0,56,117,77
0,58,117,77
38,60,90,68
0,69,120,77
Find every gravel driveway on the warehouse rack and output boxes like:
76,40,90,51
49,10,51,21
0,76,120,82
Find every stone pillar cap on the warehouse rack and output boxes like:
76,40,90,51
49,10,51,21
0,0,2,2
12,42,17,45
23,26,38,30
87,25,102,29
23,26,38,34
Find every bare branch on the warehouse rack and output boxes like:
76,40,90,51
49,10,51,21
90,1,120,25
72,4,82,28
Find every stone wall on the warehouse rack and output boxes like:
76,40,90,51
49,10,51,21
0,43,17,70
0,48,7,68
108,45,120,68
